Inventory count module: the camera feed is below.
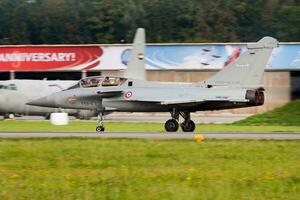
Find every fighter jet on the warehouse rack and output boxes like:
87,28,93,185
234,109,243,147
0,79,96,119
28,28,278,132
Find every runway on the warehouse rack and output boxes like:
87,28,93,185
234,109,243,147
12,113,250,124
0,132,300,140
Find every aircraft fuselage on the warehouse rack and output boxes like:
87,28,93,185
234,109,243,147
28,78,263,113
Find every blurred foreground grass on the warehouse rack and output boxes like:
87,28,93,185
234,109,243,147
1,120,300,132
0,138,299,200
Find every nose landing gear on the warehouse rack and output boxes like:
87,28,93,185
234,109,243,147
96,112,105,132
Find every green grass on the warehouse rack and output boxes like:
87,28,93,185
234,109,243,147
1,120,300,132
0,138,299,200
235,100,300,126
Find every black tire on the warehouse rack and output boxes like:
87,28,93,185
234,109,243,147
96,126,105,132
181,120,196,132
165,119,179,132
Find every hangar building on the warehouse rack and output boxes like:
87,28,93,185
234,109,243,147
0,42,299,114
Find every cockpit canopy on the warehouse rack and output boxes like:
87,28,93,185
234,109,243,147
67,76,127,90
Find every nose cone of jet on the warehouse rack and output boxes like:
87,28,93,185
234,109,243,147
27,96,57,108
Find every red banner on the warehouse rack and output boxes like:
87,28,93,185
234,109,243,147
0,46,103,71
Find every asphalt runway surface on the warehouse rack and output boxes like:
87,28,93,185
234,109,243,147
11,113,250,124
0,132,300,140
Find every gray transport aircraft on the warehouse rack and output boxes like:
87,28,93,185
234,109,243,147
0,79,97,119
28,28,279,132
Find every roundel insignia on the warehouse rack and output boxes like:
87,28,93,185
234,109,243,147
124,91,132,99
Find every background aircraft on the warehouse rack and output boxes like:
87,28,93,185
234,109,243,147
0,79,97,119
28,28,278,132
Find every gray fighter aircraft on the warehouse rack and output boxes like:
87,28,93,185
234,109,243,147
28,28,278,132
0,79,97,119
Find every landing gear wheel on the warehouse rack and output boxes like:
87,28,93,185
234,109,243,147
181,120,195,132
165,119,179,132
96,126,105,132
96,112,105,133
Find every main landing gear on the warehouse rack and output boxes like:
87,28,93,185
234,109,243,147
96,112,105,132
165,109,196,132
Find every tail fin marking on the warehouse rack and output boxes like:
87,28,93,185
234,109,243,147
202,36,278,87
124,28,146,80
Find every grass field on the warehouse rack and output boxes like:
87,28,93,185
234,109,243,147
1,120,300,132
0,102,299,199
0,138,299,200
236,100,300,126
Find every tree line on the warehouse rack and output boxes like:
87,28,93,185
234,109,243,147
0,0,299,44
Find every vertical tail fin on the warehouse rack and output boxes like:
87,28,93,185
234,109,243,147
202,36,278,88
124,28,146,80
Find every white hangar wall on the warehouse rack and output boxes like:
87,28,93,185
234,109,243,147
0,42,299,114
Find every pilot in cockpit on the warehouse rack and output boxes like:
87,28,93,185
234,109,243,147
101,77,110,86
